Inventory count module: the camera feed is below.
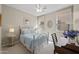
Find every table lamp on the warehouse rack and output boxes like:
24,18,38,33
9,27,14,33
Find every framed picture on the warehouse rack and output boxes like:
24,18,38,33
40,21,45,29
57,18,68,31
56,15,69,32
47,20,53,28
24,19,29,24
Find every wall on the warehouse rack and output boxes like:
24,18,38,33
37,6,73,39
2,5,37,41
73,5,79,30
0,4,1,52
0,5,1,14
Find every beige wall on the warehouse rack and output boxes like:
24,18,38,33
0,4,1,52
73,5,79,30
2,5,37,40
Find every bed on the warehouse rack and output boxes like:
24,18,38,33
20,27,49,53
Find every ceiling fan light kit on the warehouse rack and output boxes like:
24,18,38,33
36,4,46,12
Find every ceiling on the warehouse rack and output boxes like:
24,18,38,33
5,4,72,16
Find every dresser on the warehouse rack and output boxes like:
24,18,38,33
55,43,79,54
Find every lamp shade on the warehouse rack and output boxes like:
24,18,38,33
9,28,14,33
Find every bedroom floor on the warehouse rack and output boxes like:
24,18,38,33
1,43,30,54
1,41,54,54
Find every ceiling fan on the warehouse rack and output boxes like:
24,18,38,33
35,4,47,12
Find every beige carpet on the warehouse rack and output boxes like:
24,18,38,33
1,43,30,54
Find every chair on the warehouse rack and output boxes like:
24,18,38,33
51,33,59,53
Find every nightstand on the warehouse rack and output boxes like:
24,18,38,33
6,34,17,47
